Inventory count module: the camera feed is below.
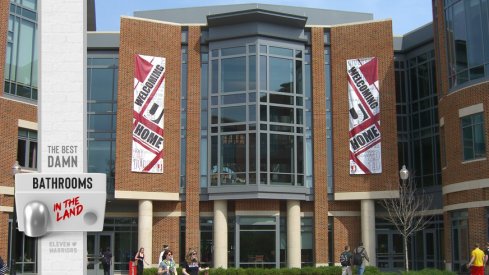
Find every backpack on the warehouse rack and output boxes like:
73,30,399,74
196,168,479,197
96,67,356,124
353,248,364,265
339,252,351,266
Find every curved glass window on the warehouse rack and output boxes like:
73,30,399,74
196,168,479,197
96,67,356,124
209,39,305,186
444,0,489,89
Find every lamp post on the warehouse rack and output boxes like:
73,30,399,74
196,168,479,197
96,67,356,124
11,161,21,275
399,164,409,182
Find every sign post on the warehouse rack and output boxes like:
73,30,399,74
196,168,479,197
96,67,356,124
13,1,106,274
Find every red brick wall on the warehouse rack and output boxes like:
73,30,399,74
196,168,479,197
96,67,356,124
153,216,181,264
438,82,489,187
185,25,201,253
333,216,361,263
311,27,329,265
116,18,181,193
330,20,398,192
0,98,37,259
433,0,489,266
468,207,487,250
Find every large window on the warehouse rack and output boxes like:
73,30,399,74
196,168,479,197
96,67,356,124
396,50,441,188
17,128,37,169
87,54,118,194
461,112,486,161
444,0,489,89
5,0,38,100
209,39,306,187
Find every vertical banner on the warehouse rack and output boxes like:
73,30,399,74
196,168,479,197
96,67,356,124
347,57,381,174
132,54,166,173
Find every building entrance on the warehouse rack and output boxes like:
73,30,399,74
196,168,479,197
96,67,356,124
87,232,114,275
376,230,404,271
235,216,280,268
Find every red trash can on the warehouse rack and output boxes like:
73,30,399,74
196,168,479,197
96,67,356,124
129,260,137,275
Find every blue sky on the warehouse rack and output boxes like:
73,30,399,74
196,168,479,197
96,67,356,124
95,0,433,36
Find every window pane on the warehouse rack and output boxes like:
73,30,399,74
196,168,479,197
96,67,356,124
88,114,112,131
269,57,293,93
221,57,246,92
269,106,294,124
260,56,267,90
221,134,246,185
221,94,246,105
211,60,218,94
17,19,35,86
88,141,111,173
221,46,246,56
269,46,293,57
89,68,114,101
221,106,246,123
17,139,26,166
260,133,267,171
249,55,256,90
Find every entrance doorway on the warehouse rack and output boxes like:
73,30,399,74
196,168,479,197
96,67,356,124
235,216,280,268
376,231,404,271
87,232,114,275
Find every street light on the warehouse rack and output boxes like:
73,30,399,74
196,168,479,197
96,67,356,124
399,165,409,181
11,161,21,275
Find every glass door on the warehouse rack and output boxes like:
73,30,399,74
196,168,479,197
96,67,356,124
236,216,279,268
376,231,404,271
87,232,114,275
423,229,437,268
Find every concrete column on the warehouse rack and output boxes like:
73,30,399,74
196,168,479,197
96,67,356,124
287,200,301,268
214,200,228,268
138,200,153,266
360,199,376,266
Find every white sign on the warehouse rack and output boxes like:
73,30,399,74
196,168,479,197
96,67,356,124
347,57,382,174
132,54,166,173
15,173,106,235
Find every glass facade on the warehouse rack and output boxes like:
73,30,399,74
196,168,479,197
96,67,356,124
395,50,441,188
444,0,489,89
208,39,306,187
5,0,38,100
87,54,118,195
461,112,486,161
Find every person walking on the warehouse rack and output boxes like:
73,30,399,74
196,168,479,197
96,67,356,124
467,243,485,275
102,247,113,275
135,247,149,275
340,245,353,275
159,244,170,264
181,249,209,275
158,250,177,275
353,242,369,275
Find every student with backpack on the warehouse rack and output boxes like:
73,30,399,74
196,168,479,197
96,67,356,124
340,245,353,275
353,242,369,275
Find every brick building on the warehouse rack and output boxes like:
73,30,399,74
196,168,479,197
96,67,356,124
0,1,488,274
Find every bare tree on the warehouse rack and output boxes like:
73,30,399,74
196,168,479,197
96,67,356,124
379,166,433,272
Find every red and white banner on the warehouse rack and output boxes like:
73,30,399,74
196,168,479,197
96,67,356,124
131,54,166,173
347,57,381,174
